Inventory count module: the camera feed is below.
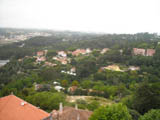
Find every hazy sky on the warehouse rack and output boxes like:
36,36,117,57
0,0,160,33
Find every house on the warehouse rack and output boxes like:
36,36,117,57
58,51,67,57
53,57,68,65
43,103,92,120
35,84,51,91
45,62,57,67
60,60,68,65
35,84,43,91
37,50,48,57
72,49,86,56
102,64,123,72
133,48,156,56
61,70,76,76
133,48,146,56
146,49,155,56
18,59,23,62
44,50,48,55
37,51,45,56
86,48,92,54
0,95,49,120
36,56,46,62
71,67,76,73
119,49,123,54
68,86,78,93
55,86,65,92
53,81,60,85
100,48,110,54
128,66,140,71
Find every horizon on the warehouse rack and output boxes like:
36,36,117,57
1,27,160,35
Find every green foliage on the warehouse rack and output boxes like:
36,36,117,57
61,80,68,87
132,82,160,114
129,109,141,120
72,80,79,86
76,56,97,78
87,101,100,111
47,50,57,57
81,80,93,89
40,68,60,81
0,31,160,118
89,103,132,120
139,109,160,120
26,92,66,112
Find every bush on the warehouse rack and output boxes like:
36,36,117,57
89,103,132,120
139,109,160,120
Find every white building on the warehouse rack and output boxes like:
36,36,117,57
58,51,67,57
55,86,65,92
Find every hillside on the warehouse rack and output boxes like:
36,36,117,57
0,29,160,119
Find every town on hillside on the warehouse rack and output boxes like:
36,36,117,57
0,30,160,120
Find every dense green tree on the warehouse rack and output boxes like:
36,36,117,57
76,56,97,78
89,103,132,120
26,92,66,112
71,80,79,86
139,109,160,120
61,80,68,87
46,50,57,57
87,101,100,111
132,82,160,114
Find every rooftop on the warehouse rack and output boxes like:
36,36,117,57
0,95,49,120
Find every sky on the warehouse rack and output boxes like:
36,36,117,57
0,0,160,33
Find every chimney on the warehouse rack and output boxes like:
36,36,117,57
59,103,63,114
77,114,80,120
75,104,78,110
49,112,53,120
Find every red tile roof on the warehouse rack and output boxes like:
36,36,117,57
0,95,49,120
43,107,92,120
133,48,145,56
146,49,155,56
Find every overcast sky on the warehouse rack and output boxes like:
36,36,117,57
0,0,160,33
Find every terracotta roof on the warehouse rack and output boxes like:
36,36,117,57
0,95,49,120
59,107,92,120
146,49,155,56
44,107,92,120
72,49,86,56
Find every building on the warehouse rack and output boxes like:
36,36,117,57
102,64,123,72
35,84,51,91
36,56,46,62
37,51,45,56
128,66,140,71
68,86,78,93
43,104,92,120
58,51,67,57
37,50,48,57
61,60,68,65
133,48,156,56
146,49,155,56
55,86,65,92
86,48,92,54
45,62,57,67
72,49,86,56
35,84,43,91
53,57,68,65
133,48,146,56
70,67,76,73
53,81,60,85
100,48,110,54
0,95,49,120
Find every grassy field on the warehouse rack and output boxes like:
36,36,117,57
66,95,114,106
